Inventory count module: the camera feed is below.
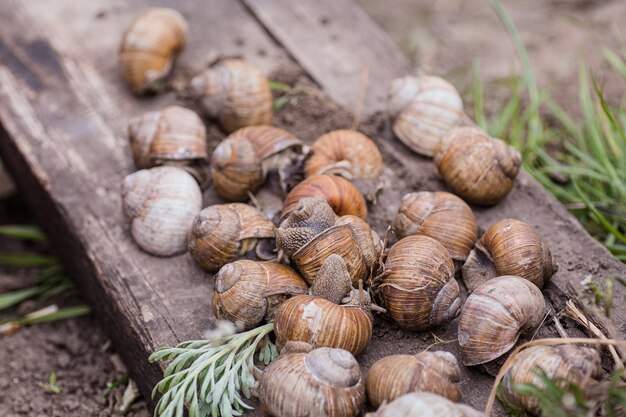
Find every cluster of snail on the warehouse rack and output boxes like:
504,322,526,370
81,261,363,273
118,7,606,417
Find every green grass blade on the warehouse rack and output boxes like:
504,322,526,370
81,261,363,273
0,225,46,241
0,252,58,266
0,286,44,310
16,305,90,325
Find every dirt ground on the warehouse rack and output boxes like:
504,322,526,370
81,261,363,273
2,1,626,416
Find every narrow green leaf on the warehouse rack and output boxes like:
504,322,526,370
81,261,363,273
0,225,46,241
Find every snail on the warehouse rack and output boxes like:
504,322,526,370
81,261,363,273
458,276,546,367
210,125,308,201
121,166,202,256
374,235,461,331
462,219,558,292
259,347,365,417
212,260,308,331
273,254,376,356
304,130,383,200
128,105,207,172
190,59,272,132
275,197,381,286
392,191,477,269
188,203,276,272
119,8,188,93
500,345,601,415
281,175,367,221
387,75,465,157
366,393,487,417
366,351,461,409
433,127,521,205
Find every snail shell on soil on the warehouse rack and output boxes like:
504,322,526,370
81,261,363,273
212,260,307,331
377,235,460,331
128,105,207,169
121,166,201,256
458,276,546,366
366,351,461,409
188,203,276,272
434,127,521,205
501,345,601,415
119,8,188,93
210,125,306,201
462,219,558,292
366,393,487,417
190,59,272,132
281,174,367,221
387,75,465,157
392,191,477,269
259,348,365,417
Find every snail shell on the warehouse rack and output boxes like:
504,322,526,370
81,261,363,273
501,345,600,415
366,393,487,417
188,203,275,272
128,105,207,169
121,166,202,256
392,191,477,268
458,276,546,366
377,235,461,331
119,8,187,93
212,260,307,330
259,348,365,417
387,75,465,157
190,59,272,132
210,125,305,201
462,219,558,292
273,294,373,356
434,127,521,205
366,351,461,409
282,175,367,221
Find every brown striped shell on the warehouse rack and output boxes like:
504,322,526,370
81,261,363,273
366,393,487,417
366,351,461,409
458,276,546,366
281,175,367,221
212,260,307,331
392,191,477,268
210,125,306,201
190,59,272,132
259,348,365,417
434,127,521,205
119,8,187,93
462,219,558,292
188,203,276,272
273,295,373,356
387,75,465,157
377,235,460,331
128,105,207,169
121,166,202,256
501,345,601,415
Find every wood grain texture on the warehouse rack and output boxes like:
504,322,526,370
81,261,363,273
242,0,413,115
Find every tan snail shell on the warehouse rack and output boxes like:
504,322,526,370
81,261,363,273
188,203,276,272
387,75,465,157
210,125,305,201
392,191,477,268
282,175,367,221
121,166,202,256
377,235,460,331
190,59,272,132
212,260,307,331
119,8,188,93
259,348,365,417
462,219,558,292
128,105,207,169
458,276,546,366
366,393,487,417
434,127,521,205
366,351,461,409
501,345,600,415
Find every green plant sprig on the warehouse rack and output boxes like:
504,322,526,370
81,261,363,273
149,322,277,417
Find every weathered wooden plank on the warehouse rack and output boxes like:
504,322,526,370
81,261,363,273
242,0,413,116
